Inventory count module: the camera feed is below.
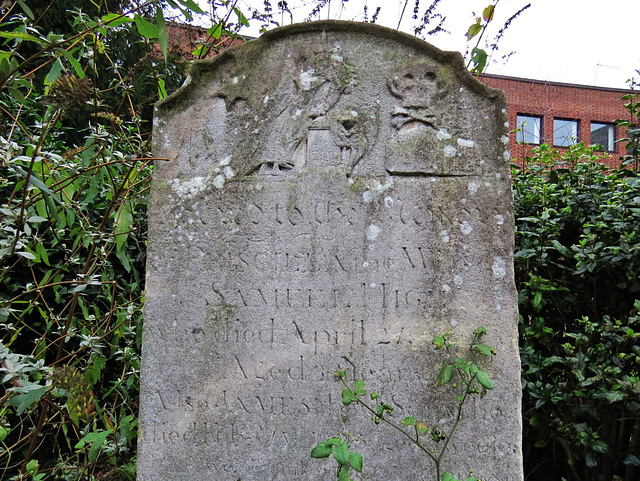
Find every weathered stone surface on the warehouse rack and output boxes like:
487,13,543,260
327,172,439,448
139,20,522,481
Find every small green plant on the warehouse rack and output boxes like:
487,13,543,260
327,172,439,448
312,327,496,481
311,435,364,481
618,72,640,170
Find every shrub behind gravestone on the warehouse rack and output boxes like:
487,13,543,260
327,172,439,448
514,144,640,481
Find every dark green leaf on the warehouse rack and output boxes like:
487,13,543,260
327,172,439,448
541,355,564,367
469,47,488,73
435,364,453,387
60,50,84,78
16,0,34,19
623,454,640,466
550,239,572,257
591,440,609,454
605,390,625,403
44,58,64,86
177,0,206,15
585,452,598,468
115,202,133,251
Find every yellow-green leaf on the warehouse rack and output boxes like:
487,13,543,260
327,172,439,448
157,77,167,100
476,344,496,356
233,6,250,27
476,370,495,390
349,452,363,472
483,5,495,22
0,31,45,46
332,442,349,465
100,13,132,28
209,23,223,40
466,20,482,40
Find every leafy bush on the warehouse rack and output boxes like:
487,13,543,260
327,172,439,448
514,144,640,481
0,75,149,480
0,1,181,478
0,0,257,475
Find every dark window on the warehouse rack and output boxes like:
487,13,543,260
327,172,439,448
590,122,615,152
554,119,579,147
516,115,542,144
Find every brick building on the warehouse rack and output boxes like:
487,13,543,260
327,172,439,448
166,22,244,60
478,74,632,167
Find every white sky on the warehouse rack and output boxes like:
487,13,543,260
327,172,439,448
227,0,639,89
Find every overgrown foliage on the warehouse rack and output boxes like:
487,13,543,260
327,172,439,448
514,143,640,481
0,0,202,477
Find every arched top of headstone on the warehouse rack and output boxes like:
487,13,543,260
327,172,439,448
153,20,508,181
157,20,501,110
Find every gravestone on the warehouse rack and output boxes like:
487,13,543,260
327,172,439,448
139,21,522,481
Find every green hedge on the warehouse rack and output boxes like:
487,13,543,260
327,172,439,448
514,144,640,481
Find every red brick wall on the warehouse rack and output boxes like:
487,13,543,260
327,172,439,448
478,74,632,167
166,22,244,60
